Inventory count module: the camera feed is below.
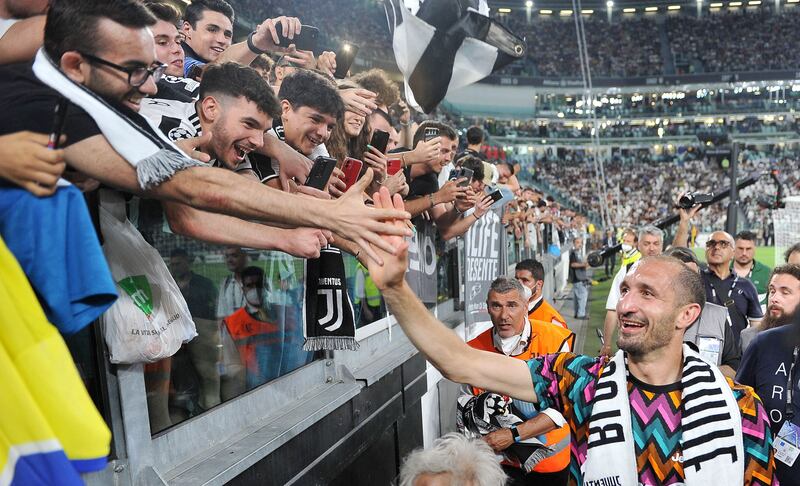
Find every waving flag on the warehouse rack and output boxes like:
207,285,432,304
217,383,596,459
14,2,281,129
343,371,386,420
389,0,526,113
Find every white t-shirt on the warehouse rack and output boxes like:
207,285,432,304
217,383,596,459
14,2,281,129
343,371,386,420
605,260,640,310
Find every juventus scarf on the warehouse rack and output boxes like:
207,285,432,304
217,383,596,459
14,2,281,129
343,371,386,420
32,50,201,189
457,392,552,472
583,345,743,486
303,247,358,351
388,0,526,113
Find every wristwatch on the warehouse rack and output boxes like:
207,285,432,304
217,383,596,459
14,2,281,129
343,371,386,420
510,425,521,443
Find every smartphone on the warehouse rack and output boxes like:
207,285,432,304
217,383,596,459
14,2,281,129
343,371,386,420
305,156,337,190
488,189,503,204
448,167,462,181
387,158,402,176
333,42,359,79
48,98,69,150
276,23,319,52
424,127,439,142
341,157,363,191
369,129,390,154
457,168,473,187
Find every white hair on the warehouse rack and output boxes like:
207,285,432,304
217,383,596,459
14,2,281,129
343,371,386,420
398,433,507,486
638,225,664,242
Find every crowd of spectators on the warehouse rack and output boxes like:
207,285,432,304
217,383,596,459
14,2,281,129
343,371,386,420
227,1,800,79
482,116,799,140
668,9,800,74
527,147,800,235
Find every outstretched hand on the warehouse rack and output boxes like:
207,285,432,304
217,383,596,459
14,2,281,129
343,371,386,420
331,168,411,266
365,186,410,290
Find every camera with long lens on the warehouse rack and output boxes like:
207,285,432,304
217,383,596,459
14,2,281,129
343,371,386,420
678,192,714,209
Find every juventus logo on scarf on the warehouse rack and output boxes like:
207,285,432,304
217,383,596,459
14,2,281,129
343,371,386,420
302,247,358,351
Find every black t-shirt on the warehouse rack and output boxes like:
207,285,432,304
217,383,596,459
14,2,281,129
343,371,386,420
736,324,800,486
156,75,200,102
405,168,439,199
0,62,100,144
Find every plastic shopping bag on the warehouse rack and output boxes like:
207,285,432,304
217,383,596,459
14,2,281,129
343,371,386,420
99,206,197,363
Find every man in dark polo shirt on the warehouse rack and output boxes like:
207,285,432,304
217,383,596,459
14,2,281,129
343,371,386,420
703,230,763,346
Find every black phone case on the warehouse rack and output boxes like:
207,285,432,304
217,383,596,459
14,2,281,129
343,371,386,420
276,24,319,51
489,190,503,203
334,44,359,79
370,130,389,154
305,157,337,190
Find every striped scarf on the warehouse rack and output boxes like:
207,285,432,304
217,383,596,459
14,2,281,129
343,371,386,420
582,344,743,486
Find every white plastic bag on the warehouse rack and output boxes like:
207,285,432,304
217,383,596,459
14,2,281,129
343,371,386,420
99,205,197,364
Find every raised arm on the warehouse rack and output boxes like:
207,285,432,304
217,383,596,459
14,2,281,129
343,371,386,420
65,135,410,263
368,188,538,402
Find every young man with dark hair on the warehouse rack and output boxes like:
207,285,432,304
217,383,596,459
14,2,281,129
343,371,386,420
403,121,493,241
733,230,771,307
736,263,800,486
463,125,487,160
515,259,567,328
144,1,202,102
364,194,777,486
0,0,411,265
140,62,328,258
181,0,302,80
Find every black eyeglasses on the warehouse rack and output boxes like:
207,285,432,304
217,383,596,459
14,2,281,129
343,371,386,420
705,239,732,249
79,52,166,87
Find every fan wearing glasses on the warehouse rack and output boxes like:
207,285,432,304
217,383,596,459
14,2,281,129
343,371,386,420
68,17,167,114
702,231,764,346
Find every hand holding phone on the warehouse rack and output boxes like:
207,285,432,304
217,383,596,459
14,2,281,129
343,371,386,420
488,189,503,204
334,42,359,79
341,157,363,191
369,129,390,155
387,158,402,176
305,156,337,190
424,127,440,142
276,23,319,51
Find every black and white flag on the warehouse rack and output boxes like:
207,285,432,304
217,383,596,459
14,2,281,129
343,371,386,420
388,0,526,113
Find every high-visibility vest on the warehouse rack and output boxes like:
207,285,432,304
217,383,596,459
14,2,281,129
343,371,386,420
529,298,568,329
468,319,574,473
224,307,282,383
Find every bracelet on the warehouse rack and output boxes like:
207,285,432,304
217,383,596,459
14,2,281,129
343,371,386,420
510,425,521,443
428,193,436,208
247,31,268,55
472,212,480,221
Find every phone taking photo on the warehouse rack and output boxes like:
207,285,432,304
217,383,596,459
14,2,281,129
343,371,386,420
305,156,337,190
457,168,473,187
369,129,390,155
275,23,319,52
341,157,363,191
333,42,359,79
48,98,69,150
488,189,503,204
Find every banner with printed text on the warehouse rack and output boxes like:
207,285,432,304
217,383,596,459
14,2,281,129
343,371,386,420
464,206,505,339
406,218,438,303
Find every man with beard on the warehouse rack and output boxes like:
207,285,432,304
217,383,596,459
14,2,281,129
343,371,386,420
601,226,662,357
364,189,777,486
740,264,800,352
736,264,800,486
733,231,772,308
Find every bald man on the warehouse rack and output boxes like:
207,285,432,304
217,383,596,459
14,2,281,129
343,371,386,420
702,231,763,347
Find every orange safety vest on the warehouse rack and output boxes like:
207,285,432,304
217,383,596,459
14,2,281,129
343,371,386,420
224,307,281,378
468,319,573,473
529,298,568,329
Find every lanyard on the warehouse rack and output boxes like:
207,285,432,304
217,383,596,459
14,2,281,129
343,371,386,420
788,346,799,421
710,273,739,302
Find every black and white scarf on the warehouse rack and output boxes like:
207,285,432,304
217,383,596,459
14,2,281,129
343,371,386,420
457,392,552,472
32,50,201,189
302,246,358,351
583,345,743,485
